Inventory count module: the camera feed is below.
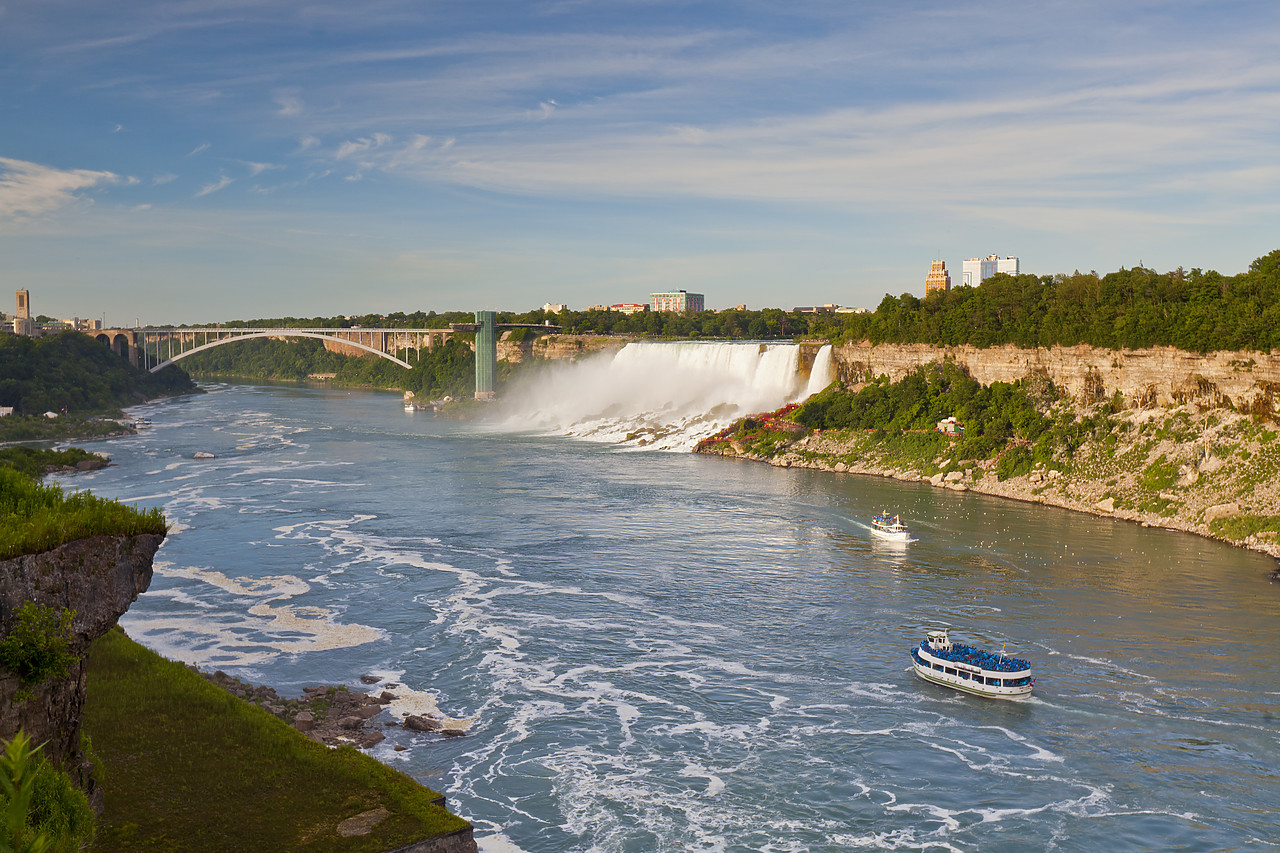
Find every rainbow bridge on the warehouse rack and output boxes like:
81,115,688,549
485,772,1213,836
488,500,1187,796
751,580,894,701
92,313,560,399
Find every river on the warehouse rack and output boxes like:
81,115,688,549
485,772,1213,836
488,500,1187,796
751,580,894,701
60,349,1280,852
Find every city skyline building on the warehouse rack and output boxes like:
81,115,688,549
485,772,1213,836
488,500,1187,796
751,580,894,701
650,290,705,313
962,255,1020,287
925,260,952,296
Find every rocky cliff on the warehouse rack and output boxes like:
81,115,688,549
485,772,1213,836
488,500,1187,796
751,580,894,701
0,533,161,786
832,342,1280,414
497,333,633,365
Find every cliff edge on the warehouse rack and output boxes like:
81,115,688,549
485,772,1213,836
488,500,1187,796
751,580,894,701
0,533,162,788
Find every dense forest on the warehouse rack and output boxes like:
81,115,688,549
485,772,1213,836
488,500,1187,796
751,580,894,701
0,332,196,416
202,250,1280,353
807,250,1280,352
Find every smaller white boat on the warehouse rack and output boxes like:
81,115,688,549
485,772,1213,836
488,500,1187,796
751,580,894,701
870,512,910,542
911,628,1034,700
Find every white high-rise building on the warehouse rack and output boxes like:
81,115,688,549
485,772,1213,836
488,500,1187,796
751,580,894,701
961,255,1019,287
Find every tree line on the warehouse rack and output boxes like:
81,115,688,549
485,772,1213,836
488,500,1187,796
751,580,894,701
0,332,196,416
200,250,1280,353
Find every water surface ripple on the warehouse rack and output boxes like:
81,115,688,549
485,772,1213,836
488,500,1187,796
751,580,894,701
65,384,1280,852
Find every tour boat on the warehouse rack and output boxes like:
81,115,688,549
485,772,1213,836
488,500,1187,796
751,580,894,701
870,512,910,542
910,628,1034,699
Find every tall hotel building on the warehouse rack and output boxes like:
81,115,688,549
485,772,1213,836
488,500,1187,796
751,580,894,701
962,255,1019,287
925,260,951,296
650,290,705,313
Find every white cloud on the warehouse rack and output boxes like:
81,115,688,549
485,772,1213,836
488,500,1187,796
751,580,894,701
275,92,304,117
189,142,210,156
194,175,233,197
0,156,120,220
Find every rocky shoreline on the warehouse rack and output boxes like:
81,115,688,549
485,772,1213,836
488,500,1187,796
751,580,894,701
698,403,1280,571
198,669,470,750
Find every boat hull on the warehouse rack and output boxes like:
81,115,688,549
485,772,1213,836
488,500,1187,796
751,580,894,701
911,647,1033,700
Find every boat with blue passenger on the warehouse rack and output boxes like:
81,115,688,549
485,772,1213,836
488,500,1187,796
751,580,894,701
870,512,910,542
910,628,1034,699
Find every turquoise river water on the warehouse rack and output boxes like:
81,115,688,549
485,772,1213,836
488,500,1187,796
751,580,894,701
60,379,1280,852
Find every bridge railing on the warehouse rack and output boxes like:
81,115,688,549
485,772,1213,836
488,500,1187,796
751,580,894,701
133,327,456,373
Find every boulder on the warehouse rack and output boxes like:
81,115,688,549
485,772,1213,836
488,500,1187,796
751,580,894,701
1095,497,1116,513
293,711,315,732
337,716,364,730
1204,502,1240,524
404,714,442,732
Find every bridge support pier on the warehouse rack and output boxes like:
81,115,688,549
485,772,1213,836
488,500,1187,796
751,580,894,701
474,311,496,400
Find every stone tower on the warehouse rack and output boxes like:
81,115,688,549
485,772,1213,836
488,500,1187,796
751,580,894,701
925,260,951,296
13,290,35,336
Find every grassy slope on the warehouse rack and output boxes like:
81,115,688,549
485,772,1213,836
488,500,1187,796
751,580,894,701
0,467,167,560
83,629,470,852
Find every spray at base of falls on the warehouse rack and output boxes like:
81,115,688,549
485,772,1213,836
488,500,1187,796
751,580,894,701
493,342,834,451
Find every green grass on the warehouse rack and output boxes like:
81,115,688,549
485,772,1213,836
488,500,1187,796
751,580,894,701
0,416,130,444
0,446,104,480
0,468,166,560
83,628,470,852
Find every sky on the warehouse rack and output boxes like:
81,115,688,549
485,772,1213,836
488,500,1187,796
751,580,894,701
1,0,1278,326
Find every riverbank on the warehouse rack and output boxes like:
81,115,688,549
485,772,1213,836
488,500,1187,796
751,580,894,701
697,402,1280,566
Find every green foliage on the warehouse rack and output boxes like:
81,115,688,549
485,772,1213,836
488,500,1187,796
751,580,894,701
0,448,102,481
0,468,166,560
0,605,76,688
805,250,1280,353
0,730,94,853
995,445,1034,481
793,362,1052,454
1141,454,1180,491
1208,513,1280,540
0,332,196,417
83,628,469,852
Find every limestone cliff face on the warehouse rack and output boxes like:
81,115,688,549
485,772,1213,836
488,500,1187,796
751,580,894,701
0,533,162,772
832,342,1280,412
496,333,633,365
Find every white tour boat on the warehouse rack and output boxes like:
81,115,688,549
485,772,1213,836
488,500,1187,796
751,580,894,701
870,512,910,542
910,628,1034,699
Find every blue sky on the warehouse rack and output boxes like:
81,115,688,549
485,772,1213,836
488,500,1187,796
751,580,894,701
1,0,1278,325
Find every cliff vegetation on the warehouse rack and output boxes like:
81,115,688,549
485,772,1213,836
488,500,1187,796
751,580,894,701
83,628,471,853
699,361,1280,559
0,468,166,561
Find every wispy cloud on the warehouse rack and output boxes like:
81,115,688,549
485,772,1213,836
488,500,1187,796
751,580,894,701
0,156,120,220
194,175,233,197
189,142,210,156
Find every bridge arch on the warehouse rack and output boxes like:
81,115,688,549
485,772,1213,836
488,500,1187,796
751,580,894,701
146,330,414,373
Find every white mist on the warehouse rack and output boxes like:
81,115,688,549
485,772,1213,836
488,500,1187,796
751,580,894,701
494,342,833,451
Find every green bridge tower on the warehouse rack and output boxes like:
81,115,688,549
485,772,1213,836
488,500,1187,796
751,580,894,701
474,310,496,400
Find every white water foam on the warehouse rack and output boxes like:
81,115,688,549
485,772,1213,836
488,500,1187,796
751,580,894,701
494,341,833,451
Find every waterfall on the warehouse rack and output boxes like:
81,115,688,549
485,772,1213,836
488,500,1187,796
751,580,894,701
494,341,834,451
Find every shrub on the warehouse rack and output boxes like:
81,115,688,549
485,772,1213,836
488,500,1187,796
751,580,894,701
0,604,76,687
0,731,95,853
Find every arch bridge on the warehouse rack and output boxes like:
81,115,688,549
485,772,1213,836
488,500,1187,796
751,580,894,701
91,315,562,399
101,327,455,373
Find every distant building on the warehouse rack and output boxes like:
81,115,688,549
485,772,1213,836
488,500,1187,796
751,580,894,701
13,290,35,336
542,302,568,313
962,255,1019,287
610,303,649,315
836,306,870,314
794,304,840,314
936,416,964,437
925,260,951,295
650,290,705,313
